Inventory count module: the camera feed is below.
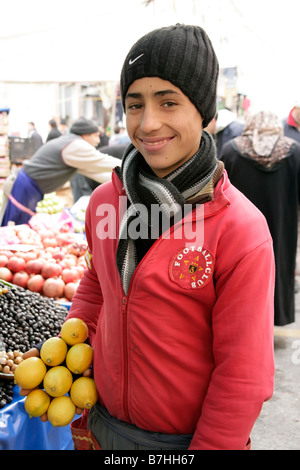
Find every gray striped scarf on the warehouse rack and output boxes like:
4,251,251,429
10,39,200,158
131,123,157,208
116,130,218,294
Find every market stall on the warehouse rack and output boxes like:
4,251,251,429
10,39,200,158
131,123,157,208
0,195,87,304
0,195,89,450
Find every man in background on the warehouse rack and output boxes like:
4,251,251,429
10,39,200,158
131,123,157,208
1,117,120,225
28,121,43,153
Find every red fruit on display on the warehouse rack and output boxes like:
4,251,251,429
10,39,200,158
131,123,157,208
43,238,58,248
43,277,65,298
39,228,56,240
61,268,80,284
63,256,77,268
0,267,13,282
0,250,13,259
14,251,37,262
21,251,38,262
77,255,86,266
52,250,66,261
45,247,56,255
75,265,86,278
12,271,30,288
64,282,79,301
25,258,45,274
27,274,45,293
42,262,62,279
0,255,8,267
0,218,88,300
58,260,67,270
7,256,26,273
38,252,52,260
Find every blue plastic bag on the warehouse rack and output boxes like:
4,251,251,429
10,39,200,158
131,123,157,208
0,386,74,450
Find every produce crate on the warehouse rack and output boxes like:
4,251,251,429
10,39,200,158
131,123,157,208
9,136,35,164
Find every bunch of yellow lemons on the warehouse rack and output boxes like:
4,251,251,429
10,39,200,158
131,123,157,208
14,318,98,427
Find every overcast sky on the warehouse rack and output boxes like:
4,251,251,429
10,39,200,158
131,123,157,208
0,0,298,117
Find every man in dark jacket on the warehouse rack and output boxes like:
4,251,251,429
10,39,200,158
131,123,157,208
28,121,43,153
1,117,120,225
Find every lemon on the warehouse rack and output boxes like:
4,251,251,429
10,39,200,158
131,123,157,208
24,389,51,418
14,357,47,389
70,376,98,409
66,343,93,374
40,337,68,366
43,366,73,397
47,396,76,427
60,318,88,345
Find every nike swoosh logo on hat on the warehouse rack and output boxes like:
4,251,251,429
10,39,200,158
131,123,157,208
129,54,144,65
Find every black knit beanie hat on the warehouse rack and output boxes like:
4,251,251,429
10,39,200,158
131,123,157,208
70,117,99,135
120,24,219,128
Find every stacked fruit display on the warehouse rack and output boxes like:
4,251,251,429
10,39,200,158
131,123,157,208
35,192,64,215
0,350,24,375
0,236,87,301
0,281,68,409
14,318,98,427
0,281,68,354
0,224,42,246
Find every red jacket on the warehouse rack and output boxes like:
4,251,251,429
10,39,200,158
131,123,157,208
68,169,275,450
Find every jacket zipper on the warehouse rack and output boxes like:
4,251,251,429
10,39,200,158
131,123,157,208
119,208,219,421
119,221,193,422
120,235,163,422
121,295,130,421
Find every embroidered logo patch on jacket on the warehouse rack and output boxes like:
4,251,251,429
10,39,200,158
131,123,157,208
169,245,214,289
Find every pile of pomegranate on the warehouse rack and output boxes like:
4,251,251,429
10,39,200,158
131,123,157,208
0,225,87,302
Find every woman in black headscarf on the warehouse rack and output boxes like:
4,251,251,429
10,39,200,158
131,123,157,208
221,110,300,326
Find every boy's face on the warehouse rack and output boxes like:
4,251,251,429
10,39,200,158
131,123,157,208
125,77,203,178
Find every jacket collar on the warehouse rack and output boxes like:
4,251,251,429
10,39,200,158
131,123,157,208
203,170,231,218
112,165,231,220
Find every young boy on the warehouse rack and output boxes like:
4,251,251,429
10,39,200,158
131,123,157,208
24,24,275,450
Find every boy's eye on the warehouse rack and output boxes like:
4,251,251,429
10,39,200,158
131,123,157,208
163,101,177,108
126,101,177,111
127,103,142,110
